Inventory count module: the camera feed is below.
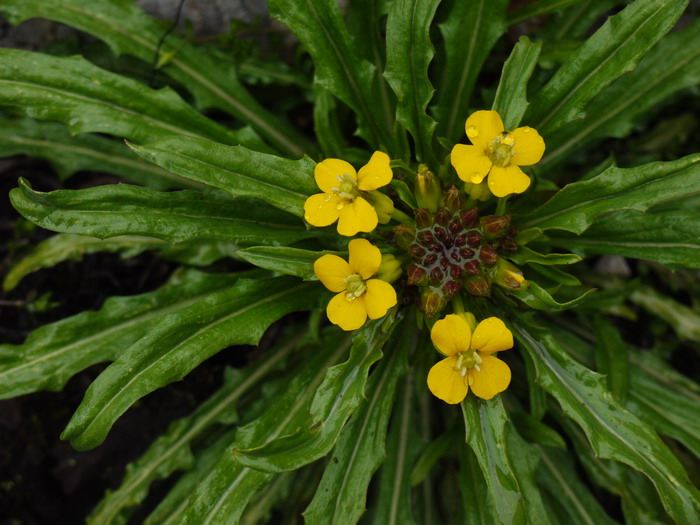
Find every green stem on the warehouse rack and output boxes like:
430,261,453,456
390,158,415,175
391,207,413,224
495,196,509,216
451,293,465,314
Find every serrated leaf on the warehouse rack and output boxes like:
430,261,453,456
0,0,312,156
268,0,393,150
11,180,320,247
433,0,508,142
236,247,345,280
492,36,542,130
303,323,413,525
525,0,687,136
543,17,700,167
384,0,439,163
548,210,700,269
519,154,700,234
513,321,700,523
0,49,257,148
0,117,191,189
128,136,316,216
62,277,318,450
234,316,402,472
506,282,594,311
508,245,581,266
0,269,238,399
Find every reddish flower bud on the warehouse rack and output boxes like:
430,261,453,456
434,208,451,227
464,275,492,297
429,243,442,253
434,226,447,241
481,214,511,239
459,247,475,259
479,245,499,265
500,239,518,253
454,235,467,247
418,231,436,245
423,253,438,266
459,208,479,228
443,280,462,297
440,256,450,271
429,267,444,284
449,264,464,280
393,224,416,250
466,231,483,246
414,208,433,229
407,264,427,286
464,260,480,275
448,220,462,235
420,287,448,318
409,244,426,261
444,185,464,213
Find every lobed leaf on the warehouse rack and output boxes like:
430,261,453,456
0,269,239,399
10,180,320,247
0,0,312,156
128,136,317,217
62,277,318,449
525,0,688,136
519,153,700,234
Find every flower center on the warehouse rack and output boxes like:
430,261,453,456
488,132,515,167
344,273,367,300
456,349,482,375
332,173,361,202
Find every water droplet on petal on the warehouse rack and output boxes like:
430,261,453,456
323,194,332,202
467,126,479,138
335,203,344,210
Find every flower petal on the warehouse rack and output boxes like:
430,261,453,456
314,254,351,293
511,126,545,166
304,193,341,227
466,110,504,150
327,292,367,331
364,279,397,319
451,144,493,184
467,355,511,400
337,197,378,236
314,158,357,193
430,314,471,356
471,317,513,355
427,356,469,404
348,238,381,278
487,165,531,198
357,151,392,191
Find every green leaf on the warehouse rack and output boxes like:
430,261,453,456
61,277,318,449
234,316,402,472
129,136,317,216
303,323,412,525
508,245,581,266
507,0,588,26
592,316,630,402
236,247,346,280
0,269,238,399
0,117,192,189
268,0,393,150
88,333,300,525
313,87,348,159
525,0,688,135
0,0,313,156
511,413,567,450
433,0,508,142
548,210,700,269
384,0,440,163
492,36,542,130
513,321,700,524
0,49,256,148
11,180,320,246
630,285,700,343
506,282,594,311
519,154,700,234
457,445,493,524
542,17,700,167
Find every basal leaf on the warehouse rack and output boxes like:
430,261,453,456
62,277,318,450
519,154,700,234
0,269,238,399
433,0,508,142
236,247,345,281
0,0,313,156
492,36,542,130
384,0,440,163
526,0,687,136
129,136,316,216
11,180,320,246
514,321,700,523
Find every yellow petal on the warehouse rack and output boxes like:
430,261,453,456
466,110,504,150
337,197,378,236
430,314,472,356
314,158,357,193
427,356,469,404
364,279,397,319
471,317,513,355
487,165,531,198
327,292,367,331
304,193,341,227
467,355,511,400
451,144,493,184
511,126,545,166
357,151,392,191
348,238,381,278
313,254,351,293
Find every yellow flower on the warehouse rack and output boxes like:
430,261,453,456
314,239,398,331
304,151,393,237
450,110,545,198
427,314,513,404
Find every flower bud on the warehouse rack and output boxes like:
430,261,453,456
364,190,394,224
466,231,483,246
393,224,416,250
407,264,428,286
443,280,461,297
434,208,451,227
414,208,433,229
479,245,499,265
464,275,492,296
455,312,477,331
420,287,448,318
481,214,511,239
464,181,491,202
492,259,529,290
459,208,479,229
408,244,426,261
415,166,442,212
376,254,403,283
444,185,464,212
429,267,444,285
